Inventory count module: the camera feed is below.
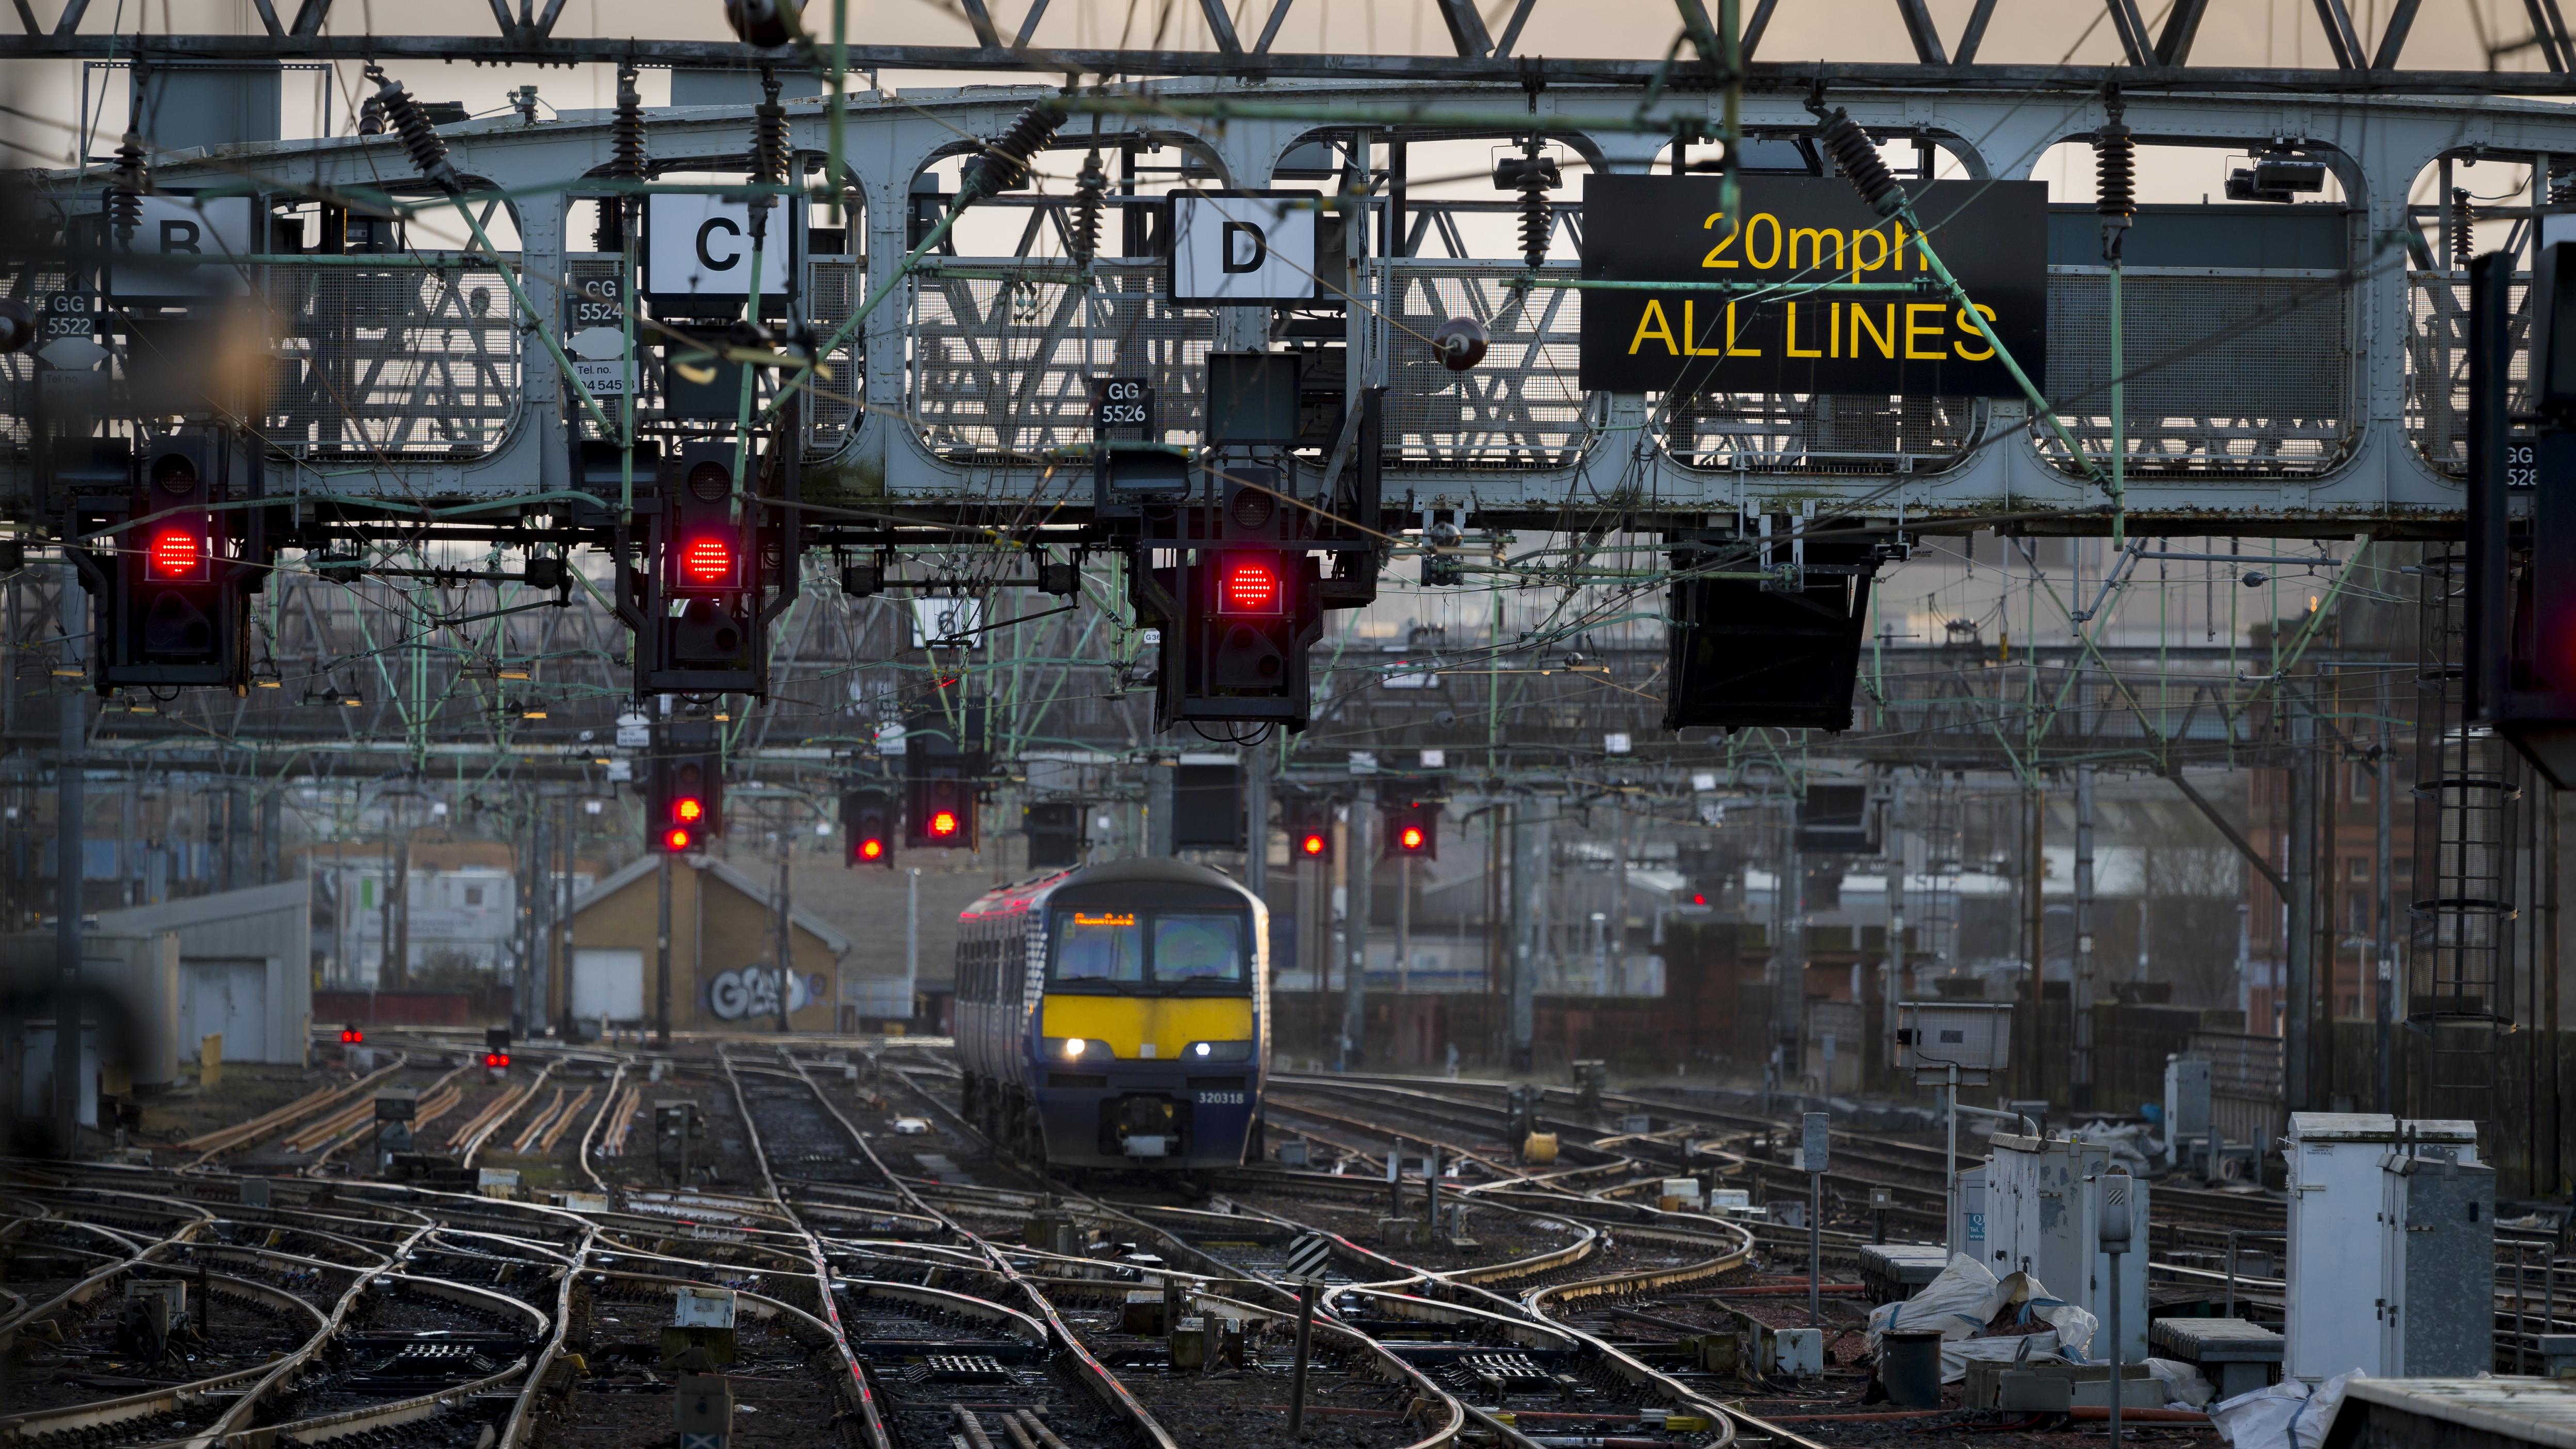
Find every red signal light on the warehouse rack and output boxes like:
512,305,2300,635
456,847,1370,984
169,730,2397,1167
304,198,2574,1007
484,1052,509,1069
1217,556,1284,615
679,534,737,588
148,526,207,581
340,1027,364,1045
672,796,705,825
928,809,960,838
858,837,886,861
1398,824,1426,852
1299,832,1327,857
664,826,694,852
1691,892,1707,906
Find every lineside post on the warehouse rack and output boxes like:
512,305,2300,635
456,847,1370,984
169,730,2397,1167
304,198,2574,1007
1287,1277,1320,1438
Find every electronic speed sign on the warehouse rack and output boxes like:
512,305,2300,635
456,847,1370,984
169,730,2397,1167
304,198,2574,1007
1578,175,2046,397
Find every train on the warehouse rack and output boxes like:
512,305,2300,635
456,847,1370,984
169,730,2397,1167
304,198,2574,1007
954,858,1269,1170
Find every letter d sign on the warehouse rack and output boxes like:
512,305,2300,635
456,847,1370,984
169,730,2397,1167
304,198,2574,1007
1222,221,1267,273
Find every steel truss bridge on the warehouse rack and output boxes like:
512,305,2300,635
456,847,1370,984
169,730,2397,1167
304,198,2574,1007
0,71,2568,532
0,4,2530,1137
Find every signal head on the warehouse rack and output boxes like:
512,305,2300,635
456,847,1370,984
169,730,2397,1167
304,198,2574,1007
150,451,200,494
147,526,208,582
1217,554,1286,616
679,534,738,589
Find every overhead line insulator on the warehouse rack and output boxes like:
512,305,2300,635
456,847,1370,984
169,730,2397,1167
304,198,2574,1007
108,133,147,247
1811,105,1900,216
1070,149,1107,269
1517,138,1551,272
2094,94,2134,264
961,99,1066,201
367,68,463,194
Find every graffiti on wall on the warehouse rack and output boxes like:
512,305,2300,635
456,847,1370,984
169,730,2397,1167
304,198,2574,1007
707,965,828,1020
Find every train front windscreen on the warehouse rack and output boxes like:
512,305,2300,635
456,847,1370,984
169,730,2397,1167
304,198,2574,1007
1047,907,1249,993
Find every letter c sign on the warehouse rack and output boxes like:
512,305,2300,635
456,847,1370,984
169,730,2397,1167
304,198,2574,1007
645,194,773,298
695,216,746,272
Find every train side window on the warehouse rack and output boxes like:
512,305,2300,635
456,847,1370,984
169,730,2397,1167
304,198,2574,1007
1152,913,1245,984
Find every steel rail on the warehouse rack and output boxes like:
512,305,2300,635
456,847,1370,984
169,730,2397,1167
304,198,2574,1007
298,1065,477,1169
457,1060,561,1169
174,1221,439,1449
1195,1285,1471,1449
741,1051,1182,1449
191,1268,556,1449
0,1267,330,1444
180,1054,412,1165
1520,1219,1756,1312
571,1061,625,1195
867,1045,1720,1449
872,1059,1446,1295
715,1051,904,1449
246,1347,533,1448
0,1217,215,1347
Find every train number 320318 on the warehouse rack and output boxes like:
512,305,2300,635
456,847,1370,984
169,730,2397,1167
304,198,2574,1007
1196,1092,1245,1105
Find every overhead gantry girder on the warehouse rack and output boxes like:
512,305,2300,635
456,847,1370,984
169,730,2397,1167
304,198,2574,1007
8,77,2572,533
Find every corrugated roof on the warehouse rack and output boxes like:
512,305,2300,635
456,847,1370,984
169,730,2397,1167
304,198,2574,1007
95,878,306,931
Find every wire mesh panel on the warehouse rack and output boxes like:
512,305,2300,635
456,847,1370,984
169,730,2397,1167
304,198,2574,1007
265,260,523,457
2408,272,2531,477
909,260,1210,460
0,265,78,455
1384,264,1591,467
805,257,863,449
1665,390,1981,473
0,349,27,455
2038,269,2354,477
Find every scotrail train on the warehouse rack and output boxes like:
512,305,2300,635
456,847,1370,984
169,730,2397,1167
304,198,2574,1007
954,859,1269,1170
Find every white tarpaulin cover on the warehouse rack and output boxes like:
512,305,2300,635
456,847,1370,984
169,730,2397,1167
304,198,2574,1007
1865,1255,2107,1382
2208,1370,2364,1449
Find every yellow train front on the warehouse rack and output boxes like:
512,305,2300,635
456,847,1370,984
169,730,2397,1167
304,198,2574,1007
954,859,1269,1170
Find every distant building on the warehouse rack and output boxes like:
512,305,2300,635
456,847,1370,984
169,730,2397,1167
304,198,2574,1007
568,856,848,1033
300,839,598,988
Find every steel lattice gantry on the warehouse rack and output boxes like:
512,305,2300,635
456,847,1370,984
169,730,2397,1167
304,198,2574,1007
5,80,2571,532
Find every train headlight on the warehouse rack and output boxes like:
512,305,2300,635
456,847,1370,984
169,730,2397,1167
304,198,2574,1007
1184,1040,1254,1063
1042,1036,1113,1061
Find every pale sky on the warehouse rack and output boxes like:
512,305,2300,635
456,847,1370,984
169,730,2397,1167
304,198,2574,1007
6,0,2569,176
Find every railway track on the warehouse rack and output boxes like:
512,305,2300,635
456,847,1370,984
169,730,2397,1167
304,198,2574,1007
844,1049,1820,1449
10,1037,2266,1449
